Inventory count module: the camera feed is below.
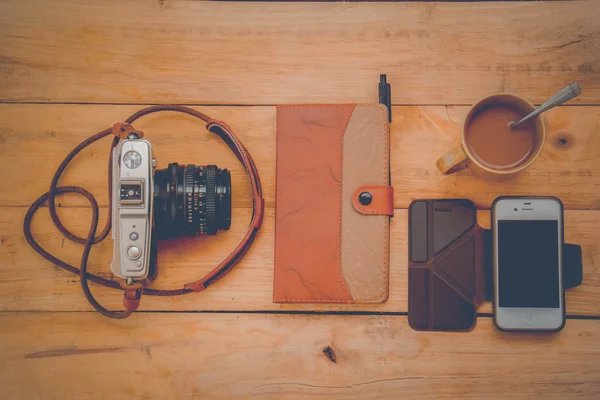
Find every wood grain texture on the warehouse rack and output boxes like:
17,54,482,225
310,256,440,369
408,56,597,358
1,104,599,209
4,206,598,315
1,1,600,397
395,105,600,208
0,105,273,208
1,1,599,104
1,312,600,400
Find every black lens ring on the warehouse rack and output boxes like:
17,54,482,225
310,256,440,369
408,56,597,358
169,163,178,222
215,169,232,231
204,165,217,235
183,165,197,235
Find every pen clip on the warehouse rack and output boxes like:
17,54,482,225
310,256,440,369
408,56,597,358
378,74,392,123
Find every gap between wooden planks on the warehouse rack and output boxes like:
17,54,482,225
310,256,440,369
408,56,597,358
0,1,599,104
1,312,600,400
0,105,599,209
3,205,598,315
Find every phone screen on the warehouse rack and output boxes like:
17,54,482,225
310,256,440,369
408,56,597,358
498,220,560,308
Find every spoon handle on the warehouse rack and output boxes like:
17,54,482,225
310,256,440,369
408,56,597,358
511,82,581,128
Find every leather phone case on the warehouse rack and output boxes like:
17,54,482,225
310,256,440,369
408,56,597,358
408,199,486,331
274,104,393,304
408,198,583,332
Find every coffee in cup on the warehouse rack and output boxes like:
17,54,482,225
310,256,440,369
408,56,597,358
437,94,546,178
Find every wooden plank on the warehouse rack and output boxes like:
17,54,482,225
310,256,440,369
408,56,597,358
3,206,598,315
1,312,599,399
394,105,600,209
0,105,274,208
1,104,599,209
1,1,599,104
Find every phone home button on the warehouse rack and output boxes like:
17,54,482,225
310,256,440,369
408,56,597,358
524,314,534,325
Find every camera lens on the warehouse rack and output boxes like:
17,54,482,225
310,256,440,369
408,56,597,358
154,163,231,239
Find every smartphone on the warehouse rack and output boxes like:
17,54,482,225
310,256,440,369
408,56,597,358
493,197,565,331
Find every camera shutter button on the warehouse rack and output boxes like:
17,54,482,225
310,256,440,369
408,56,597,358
127,245,141,260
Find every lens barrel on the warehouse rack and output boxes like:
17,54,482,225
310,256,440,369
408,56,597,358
154,163,231,239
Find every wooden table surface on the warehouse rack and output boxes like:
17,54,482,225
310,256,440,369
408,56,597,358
1,1,600,399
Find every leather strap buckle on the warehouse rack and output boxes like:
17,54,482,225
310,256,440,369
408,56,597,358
123,289,142,311
112,122,144,139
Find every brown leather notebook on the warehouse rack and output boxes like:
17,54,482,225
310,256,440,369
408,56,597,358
274,104,393,304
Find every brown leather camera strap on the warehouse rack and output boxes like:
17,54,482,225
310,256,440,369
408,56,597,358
23,105,264,319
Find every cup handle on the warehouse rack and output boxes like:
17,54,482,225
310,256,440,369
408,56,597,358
436,147,468,175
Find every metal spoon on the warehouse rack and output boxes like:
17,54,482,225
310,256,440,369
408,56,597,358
509,82,581,129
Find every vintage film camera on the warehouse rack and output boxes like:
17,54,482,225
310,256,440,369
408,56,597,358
110,133,231,283
25,105,264,319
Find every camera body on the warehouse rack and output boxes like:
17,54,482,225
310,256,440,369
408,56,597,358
110,135,233,282
110,137,155,280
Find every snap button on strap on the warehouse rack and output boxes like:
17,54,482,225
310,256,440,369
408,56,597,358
352,186,394,216
358,191,373,206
